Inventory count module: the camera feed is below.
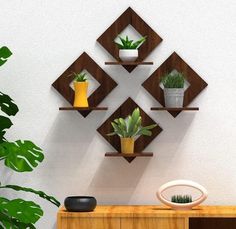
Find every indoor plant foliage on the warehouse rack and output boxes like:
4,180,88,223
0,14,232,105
115,35,146,61
107,108,157,154
161,71,185,108
0,46,60,228
72,72,89,108
171,195,192,204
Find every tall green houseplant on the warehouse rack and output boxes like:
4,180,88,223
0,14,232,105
0,46,60,228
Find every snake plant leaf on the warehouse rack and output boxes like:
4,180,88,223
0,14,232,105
0,46,12,67
0,115,13,143
0,140,44,172
0,185,60,207
0,92,19,116
0,198,43,224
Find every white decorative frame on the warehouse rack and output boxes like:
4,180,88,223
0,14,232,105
156,180,208,210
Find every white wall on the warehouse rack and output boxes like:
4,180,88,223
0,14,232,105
0,0,236,228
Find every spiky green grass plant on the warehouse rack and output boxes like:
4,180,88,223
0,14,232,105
115,35,146,49
171,195,192,204
161,72,185,88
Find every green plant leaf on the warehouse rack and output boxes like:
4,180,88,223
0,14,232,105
0,185,60,207
143,124,157,130
0,47,12,67
0,198,43,224
0,92,19,116
138,129,152,136
0,115,13,143
131,36,146,49
0,140,44,172
161,72,185,88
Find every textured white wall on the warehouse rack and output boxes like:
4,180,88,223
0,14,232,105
0,0,236,228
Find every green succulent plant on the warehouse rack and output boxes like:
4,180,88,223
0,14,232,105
171,195,193,204
0,46,60,228
73,72,87,82
161,71,185,88
107,107,157,138
115,35,146,49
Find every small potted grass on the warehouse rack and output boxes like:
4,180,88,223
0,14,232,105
161,71,185,108
115,35,146,62
72,72,89,108
107,108,156,154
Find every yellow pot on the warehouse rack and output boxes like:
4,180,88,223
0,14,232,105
120,137,134,154
73,81,89,107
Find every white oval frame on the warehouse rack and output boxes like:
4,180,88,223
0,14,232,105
156,180,208,210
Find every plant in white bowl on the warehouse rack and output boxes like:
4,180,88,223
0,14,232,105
156,180,208,210
115,35,146,62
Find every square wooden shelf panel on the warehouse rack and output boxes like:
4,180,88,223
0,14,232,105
142,52,208,117
97,7,162,72
59,107,108,111
97,97,162,163
52,52,117,118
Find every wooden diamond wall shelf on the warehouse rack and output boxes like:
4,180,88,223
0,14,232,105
142,52,208,117
97,7,163,73
97,97,163,163
52,52,117,117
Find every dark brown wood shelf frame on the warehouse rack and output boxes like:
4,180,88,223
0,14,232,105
105,61,153,66
105,152,153,157
59,107,108,111
52,52,117,118
97,97,162,163
97,7,162,72
142,52,208,117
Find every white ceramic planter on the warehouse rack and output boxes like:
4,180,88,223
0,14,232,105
164,88,184,108
156,180,208,210
119,49,138,62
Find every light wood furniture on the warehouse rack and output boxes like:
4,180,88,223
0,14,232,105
57,205,236,229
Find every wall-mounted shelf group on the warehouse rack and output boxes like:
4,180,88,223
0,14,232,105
52,7,208,163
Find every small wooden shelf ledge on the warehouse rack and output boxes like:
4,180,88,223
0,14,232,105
151,107,199,111
105,61,153,66
59,107,108,111
105,152,153,157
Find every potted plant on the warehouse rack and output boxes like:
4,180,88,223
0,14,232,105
107,108,157,154
115,35,146,62
161,71,185,108
156,180,208,210
72,72,89,108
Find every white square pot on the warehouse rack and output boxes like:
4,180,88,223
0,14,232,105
119,49,138,62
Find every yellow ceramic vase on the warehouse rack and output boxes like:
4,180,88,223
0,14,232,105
120,137,134,154
73,82,89,107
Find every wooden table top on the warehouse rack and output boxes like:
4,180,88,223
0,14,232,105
58,205,236,218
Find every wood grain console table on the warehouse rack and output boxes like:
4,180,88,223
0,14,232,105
57,205,236,229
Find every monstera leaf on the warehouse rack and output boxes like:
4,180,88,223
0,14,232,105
0,185,60,207
0,197,42,227
0,47,12,67
0,116,13,143
0,91,18,116
0,140,44,172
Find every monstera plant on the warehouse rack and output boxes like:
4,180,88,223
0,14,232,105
0,46,60,228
